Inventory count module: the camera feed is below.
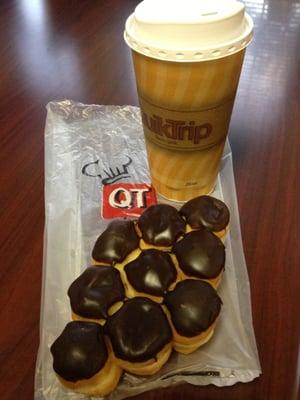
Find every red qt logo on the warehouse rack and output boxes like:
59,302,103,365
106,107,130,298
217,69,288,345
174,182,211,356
102,183,157,219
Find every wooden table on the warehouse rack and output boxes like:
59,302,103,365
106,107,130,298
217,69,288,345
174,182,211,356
0,1,298,399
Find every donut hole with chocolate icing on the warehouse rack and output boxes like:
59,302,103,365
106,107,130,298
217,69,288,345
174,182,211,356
180,195,230,238
172,229,225,287
68,266,125,323
91,219,139,265
163,280,222,353
137,204,186,251
50,321,122,396
118,249,179,302
105,297,172,375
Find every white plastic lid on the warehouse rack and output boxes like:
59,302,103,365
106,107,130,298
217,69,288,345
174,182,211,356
124,0,253,62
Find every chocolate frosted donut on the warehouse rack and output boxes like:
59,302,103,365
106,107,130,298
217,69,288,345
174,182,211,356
105,297,172,362
137,204,185,246
68,266,125,319
164,280,222,337
173,230,225,279
180,195,230,232
50,321,108,382
92,219,139,265
124,249,177,296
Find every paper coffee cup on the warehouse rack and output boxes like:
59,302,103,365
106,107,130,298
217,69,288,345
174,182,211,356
125,0,253,201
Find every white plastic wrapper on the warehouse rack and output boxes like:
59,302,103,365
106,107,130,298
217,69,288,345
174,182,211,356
35,100,261,400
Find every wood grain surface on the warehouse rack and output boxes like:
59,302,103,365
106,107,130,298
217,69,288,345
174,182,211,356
0,1,299,399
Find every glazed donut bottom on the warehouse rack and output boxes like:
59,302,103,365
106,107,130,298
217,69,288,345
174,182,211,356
112,342,172,376
170,254,223,289
164,306,218,354
213,226,228,239
71,299,124,325
57,347,122,396
181,271,223,290
186,224,229,240
173,326,215,354
139,238,172,252
71,311,106,325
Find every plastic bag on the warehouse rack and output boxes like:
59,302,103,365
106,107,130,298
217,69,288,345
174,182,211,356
35,100,261,400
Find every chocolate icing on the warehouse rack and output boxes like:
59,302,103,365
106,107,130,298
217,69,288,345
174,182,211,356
138,204,185,246
50,321,108,382
164,280,222,337
68,266,125,319
180,195,230,231
105,297,172,362
173,230,225,279
92,219,139,264
124,249,177,296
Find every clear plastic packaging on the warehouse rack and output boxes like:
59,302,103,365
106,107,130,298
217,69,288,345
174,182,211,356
35,100,261,400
